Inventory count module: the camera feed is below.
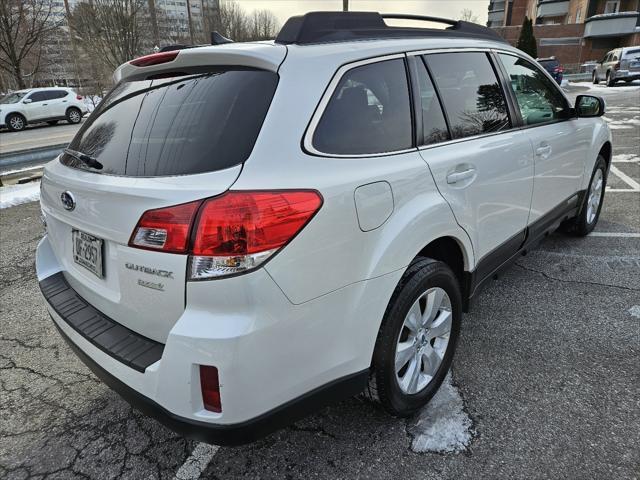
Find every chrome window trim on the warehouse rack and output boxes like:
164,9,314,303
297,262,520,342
303,53,415,159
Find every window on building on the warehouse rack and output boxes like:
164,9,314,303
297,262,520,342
425,52,511,139
604,1,620,14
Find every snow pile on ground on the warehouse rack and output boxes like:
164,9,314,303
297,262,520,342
0,181,40,209
407,374,473,454
569,81,640,94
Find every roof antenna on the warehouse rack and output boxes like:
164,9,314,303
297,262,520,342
211,31,233,45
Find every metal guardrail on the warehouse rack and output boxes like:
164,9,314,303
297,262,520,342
0,143,66,169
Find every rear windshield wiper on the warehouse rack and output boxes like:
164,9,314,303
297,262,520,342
63,148,103,170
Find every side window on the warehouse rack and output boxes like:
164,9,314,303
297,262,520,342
312,58,412,155
52,91,68,99
414,58,450,146
28,92,47,103
498,54,568,126
424,52,511,140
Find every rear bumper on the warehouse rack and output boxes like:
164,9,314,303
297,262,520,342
52,318,366,445
36,234,396,444
613,70,640,81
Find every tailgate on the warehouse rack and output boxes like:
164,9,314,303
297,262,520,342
40,160,241,343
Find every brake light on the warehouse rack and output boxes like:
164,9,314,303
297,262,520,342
200,365,221,413
76,95,83,100
614,62,621,70
129,191,323,279
129,200,202,253
130,50,179,67
190,191,322,279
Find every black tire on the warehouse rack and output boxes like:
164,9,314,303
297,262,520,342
66,107,82,124
606,71,616,87
562,155,607,236
47,120,59,126
6,113,26,131
592,71,599,84
365,257,462,417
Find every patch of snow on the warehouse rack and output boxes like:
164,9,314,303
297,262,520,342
629,306,640,319
0,181,40,209
561,78,569,87
407,373,473,454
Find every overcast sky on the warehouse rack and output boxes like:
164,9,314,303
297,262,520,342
236,1,490,27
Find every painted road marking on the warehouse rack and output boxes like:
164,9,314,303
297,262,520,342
609,165,640,191
589,232,640,238
174,443,219,480
606,188,639,192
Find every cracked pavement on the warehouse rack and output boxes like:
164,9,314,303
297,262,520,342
1,85,639,479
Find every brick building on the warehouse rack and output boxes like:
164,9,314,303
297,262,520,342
487,0,640,71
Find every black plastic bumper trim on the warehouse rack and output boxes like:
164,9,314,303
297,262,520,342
40,272,163,372
52,319,368,445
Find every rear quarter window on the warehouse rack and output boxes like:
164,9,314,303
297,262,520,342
61,68,278,177
311,58,413,155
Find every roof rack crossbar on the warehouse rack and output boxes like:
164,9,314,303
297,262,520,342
275,11,506,46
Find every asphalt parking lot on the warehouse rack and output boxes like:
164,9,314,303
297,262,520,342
1,83,638,480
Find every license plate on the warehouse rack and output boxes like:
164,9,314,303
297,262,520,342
630,61,640,68
72,230,104,278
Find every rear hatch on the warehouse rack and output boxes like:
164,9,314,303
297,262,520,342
40,54,281,343
622,48,640,73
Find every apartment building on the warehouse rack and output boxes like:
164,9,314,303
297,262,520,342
488,0,640,70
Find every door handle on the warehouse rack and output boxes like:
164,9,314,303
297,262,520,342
447,168,476,184
535,144,552,158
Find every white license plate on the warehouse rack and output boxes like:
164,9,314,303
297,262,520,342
72,230,104,278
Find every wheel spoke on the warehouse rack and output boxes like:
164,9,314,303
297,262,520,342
427,310,452,339
421,346,442,377
395,341,414,372
399,356,419,393
422,288,445,327
405,300,422,333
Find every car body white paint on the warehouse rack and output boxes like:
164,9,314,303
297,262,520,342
36,35,612,429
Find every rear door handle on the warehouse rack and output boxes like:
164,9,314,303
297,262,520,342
447,168,476,184
535,144,552,158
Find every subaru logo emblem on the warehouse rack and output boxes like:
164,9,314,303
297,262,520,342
60,191,76,211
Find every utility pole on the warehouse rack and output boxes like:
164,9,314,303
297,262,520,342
343,0,348,12
186,0,195,44
148,0,160,48
62,0,82,89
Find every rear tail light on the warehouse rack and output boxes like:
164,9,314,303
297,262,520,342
129,200,202,253
129,191,323,279
200,365,221,413
614,62,621,70
76,95,83,100
130,50,179,67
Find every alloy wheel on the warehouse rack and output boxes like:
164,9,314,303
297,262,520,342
395,287,452,394
69,110,81,123
9,116,24,130
586,168,604,225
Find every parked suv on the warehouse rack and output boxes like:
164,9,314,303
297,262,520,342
592,46,640,86
36,12,611,445
537,56,564,84
0,87,87,131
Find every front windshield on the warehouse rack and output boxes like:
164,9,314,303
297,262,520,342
0,92,27,104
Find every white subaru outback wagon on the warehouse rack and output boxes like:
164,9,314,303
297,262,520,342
36,12,611,445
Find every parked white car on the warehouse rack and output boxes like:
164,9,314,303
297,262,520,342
0,87,88,131
36,12,611,445
592,46,640,86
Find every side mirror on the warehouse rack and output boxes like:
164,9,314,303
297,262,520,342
575,95,605,117
23,98,32,104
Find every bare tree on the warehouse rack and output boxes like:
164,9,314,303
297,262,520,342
0,0,57,89
69,0,149,71
459,8,479,24
203,0,279,42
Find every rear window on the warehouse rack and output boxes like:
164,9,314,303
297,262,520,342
61,68,278,176
624,49,640,58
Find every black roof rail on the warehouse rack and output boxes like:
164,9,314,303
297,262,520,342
275,11,507,46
